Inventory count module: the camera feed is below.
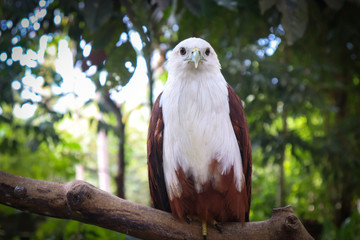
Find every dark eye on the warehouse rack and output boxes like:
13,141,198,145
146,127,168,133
180,47,186,56
205,48,210,56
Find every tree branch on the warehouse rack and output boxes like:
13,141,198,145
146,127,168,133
0,170,313,240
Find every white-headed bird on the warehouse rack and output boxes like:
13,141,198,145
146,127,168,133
147,37,252,239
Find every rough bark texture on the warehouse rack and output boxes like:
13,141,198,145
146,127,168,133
0,170,314,240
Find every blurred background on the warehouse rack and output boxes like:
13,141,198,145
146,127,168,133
0,0,359,239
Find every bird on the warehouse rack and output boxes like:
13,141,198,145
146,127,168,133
147,37,252,239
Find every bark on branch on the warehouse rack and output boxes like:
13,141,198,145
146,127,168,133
0,170,313,240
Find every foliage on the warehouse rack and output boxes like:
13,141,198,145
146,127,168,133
0,120,79,180
32,218,127,240
321,211,360,240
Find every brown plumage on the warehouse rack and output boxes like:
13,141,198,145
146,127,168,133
147,38,252,239
147,84,252,223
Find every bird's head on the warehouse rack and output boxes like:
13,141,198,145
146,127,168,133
167,37,221,72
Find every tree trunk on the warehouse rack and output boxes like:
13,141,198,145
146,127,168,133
103,91,126,199
75,164,85,181
0,170,314,240
278,156,286,207
278,110,287,207
97,120,111,192
144,42,154,112
332,72,351,227
116,117,126,199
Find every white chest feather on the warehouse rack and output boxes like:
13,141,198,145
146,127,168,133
160,70,243,200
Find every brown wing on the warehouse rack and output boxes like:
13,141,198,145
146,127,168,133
228,84,252,222
147,93,171,212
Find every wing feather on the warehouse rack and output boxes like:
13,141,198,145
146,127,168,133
228,84,252,221
147,93,171,212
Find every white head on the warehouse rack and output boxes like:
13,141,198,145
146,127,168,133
167,37,221,74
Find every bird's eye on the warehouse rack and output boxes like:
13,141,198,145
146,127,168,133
180,47,186,56
205,48,210,56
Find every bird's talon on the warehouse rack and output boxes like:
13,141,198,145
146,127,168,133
202,221,207,240
213,220,222,233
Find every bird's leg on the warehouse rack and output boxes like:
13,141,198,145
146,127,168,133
202,221,207,240
186,216,216,239
212,220,222,233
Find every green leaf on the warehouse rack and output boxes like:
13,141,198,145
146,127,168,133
83,0,113,33
151,0,171,10
105,41,137,87
213,0,238,11
182,0,202,16
259,0,278,14
90,20,125,50
324,0,344,10
277,0,308,45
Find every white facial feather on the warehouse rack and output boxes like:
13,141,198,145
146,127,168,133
160,38,244,200
167,37,221,73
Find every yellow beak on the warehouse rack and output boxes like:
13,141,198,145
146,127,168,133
191,48,201,68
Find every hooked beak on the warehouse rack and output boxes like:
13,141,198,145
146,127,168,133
191,48,201,69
